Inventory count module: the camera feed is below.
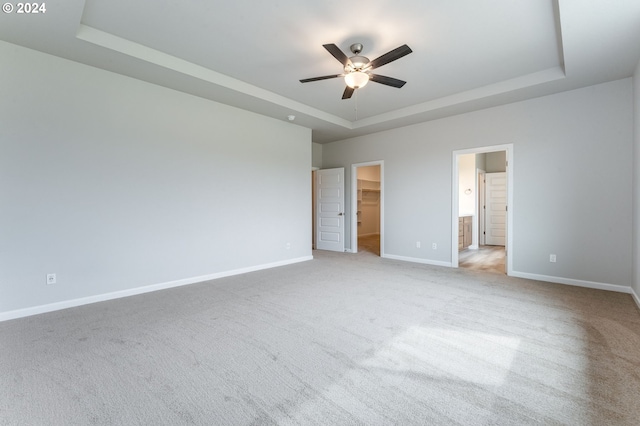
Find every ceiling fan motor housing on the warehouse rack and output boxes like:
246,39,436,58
349,43,363,55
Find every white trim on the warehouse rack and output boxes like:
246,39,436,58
510,270,632,294
0,256,313,322
77,24,564,132
383,254,452,268
452,144,513,275
379,252,634,298
477,169,486,247
632,287,640,310
351,161,384,256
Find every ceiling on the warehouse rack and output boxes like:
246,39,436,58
1,0,640,143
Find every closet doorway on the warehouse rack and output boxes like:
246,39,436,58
351,162,383,256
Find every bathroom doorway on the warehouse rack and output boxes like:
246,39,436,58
452,145,512,274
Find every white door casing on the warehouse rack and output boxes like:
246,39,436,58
316,168,345,252
485,172,507,246
478,170,486,246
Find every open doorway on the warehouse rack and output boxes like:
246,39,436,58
351,162,383,256
452,145,513,274
459,167,506,273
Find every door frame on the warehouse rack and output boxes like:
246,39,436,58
476,169,486,248
451,144,513,274
351,161,384,255
311,167,319,249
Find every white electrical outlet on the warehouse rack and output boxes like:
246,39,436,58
416,241,421,248
550,254,556,263
286,242,291,250
432,243,437,250
46,273,56,285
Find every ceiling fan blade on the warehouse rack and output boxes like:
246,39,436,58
368,44,412,69
300,74,342,83
342,86,355,100
369,74,407,88
323,43,350,66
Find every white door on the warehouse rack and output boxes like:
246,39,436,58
485,172,506,246
316,168,345,252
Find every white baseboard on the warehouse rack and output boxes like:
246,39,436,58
0,256,313,323
383,253,452,268
510,270,632,294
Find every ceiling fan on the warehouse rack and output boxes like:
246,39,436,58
300,43,412,99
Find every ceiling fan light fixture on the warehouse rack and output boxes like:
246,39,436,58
345,71,369,89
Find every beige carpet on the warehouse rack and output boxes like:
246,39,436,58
1,250,639,425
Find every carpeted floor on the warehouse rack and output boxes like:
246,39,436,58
1,250,639,425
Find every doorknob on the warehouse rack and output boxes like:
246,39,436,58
338,212,344,216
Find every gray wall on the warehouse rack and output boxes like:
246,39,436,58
485,151,507,173
312,143,323,169
0,42,312,316
475,153,487,171
323,79,633,288
633,60,640,297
